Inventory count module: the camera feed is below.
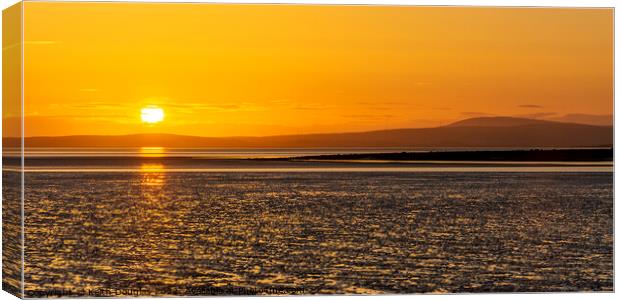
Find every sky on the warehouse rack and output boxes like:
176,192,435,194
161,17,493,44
13,2,614,137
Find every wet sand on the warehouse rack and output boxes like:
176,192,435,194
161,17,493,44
22,171,613,295
21,157,613,173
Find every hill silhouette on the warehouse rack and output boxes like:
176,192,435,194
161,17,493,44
5,117,612,148
447,117,558,127
276,149,613,162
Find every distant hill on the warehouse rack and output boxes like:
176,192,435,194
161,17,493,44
547,114,613,126
5,117,613,148
447,117,558,127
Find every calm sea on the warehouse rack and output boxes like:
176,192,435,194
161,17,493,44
22,146,612,158
15,147,614,173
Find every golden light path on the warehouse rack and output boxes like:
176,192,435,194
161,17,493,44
139,147,166,158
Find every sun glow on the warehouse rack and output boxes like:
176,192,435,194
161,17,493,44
141,106,164,124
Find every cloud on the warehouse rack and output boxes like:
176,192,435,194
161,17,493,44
166,103,243,112
462,111,557,119
461,111,493,117
70,102,132,110
514,112,557,119
355,101,406,106
518,104,543,108
291,105,324,111
341,114,394,120
548,114,612,126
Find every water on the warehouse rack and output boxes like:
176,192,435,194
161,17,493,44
19,147,613,173
21,170,613,295
23,147,611,158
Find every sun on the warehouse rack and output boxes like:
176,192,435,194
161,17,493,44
141,106,164,124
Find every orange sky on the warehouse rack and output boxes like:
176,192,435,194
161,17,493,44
15,3,614,137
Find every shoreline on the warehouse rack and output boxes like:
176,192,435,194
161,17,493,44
260,148,613,162
5,149,613,173
12,158,613,173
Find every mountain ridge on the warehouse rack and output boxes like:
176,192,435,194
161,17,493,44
4,117,613,148
446,116,563,127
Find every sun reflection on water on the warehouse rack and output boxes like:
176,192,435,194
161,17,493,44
140,163,166,187
140,163,165,173
22,172,614,294
139,147,166,157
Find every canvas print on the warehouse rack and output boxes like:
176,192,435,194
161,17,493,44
2,1,614,297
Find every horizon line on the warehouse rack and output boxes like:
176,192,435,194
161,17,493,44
4,116,613,140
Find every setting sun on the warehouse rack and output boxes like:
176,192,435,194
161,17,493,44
18,3,613,137
141,107,164,124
